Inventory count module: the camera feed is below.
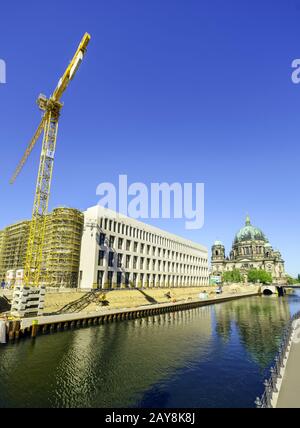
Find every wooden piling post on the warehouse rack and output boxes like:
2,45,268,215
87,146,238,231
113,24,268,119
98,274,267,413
31,320,39,339
14,321,21,340
8,321,21,341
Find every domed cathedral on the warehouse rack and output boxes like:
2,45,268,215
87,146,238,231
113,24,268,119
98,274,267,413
211,216,286,284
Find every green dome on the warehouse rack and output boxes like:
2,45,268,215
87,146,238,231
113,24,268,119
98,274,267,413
234,216,267,244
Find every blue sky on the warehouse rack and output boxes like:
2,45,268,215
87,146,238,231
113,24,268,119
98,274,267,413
0,0,299,276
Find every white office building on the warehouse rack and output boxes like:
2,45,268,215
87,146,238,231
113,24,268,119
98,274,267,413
79,206,209,290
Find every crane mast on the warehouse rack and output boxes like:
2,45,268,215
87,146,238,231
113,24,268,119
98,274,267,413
24,98,62,287
10,34,90,315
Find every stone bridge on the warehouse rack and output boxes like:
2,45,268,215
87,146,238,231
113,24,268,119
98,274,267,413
260,285,291,296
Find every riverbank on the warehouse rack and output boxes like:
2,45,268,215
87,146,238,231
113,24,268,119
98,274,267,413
1,286,259,344
1,284,259,316
40,284,260,314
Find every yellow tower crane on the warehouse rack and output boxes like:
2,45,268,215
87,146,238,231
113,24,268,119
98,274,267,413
10,33,91,289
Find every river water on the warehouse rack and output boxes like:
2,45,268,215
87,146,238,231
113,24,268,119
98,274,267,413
0,291,299,408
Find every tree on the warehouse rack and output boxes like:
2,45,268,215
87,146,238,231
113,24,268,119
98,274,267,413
258,270,273,284
247,269,272,284
247,269,259,284
286,276,298,285
222,269,243,284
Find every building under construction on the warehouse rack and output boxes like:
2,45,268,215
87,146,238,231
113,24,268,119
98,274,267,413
0,208,83,288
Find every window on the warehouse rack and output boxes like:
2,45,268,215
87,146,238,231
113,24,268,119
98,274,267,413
126,255,131,269
97,270,104,288
109,236,115,248
117,272,122,288
118,238,123,250
99,233,106,246
117,253,123,268
133,256,137,269
107,271,113,288
140,243,144,254
125,273,130,286
134,241,138,252
133,273,137,286
140,257,144,269
98,250,105,266
126,240,131,251
108,252,114,268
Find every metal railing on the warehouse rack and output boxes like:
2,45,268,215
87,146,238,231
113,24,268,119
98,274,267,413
255,310,300,408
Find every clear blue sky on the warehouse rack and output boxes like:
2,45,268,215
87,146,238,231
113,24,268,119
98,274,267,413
0,0,299,276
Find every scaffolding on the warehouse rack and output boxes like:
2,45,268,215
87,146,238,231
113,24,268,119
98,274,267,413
0,208,84,287
43,208,84,288
0,221,30,281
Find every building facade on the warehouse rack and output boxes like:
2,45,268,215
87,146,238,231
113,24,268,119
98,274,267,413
79,206,209,289
211,216,286,284
0,208,84,287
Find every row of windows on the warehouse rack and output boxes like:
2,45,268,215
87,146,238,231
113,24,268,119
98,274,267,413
99,217,203,255
98,233,207,265
98,250,208,275
97,270,207,288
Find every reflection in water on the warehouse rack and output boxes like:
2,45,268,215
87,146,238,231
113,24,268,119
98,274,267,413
0,292,299,408
51,309,212,408
214,297,291,367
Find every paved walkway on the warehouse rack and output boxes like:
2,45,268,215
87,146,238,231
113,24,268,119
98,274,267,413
277,333,300,407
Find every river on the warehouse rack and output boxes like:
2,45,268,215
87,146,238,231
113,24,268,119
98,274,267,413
0,291,299,408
